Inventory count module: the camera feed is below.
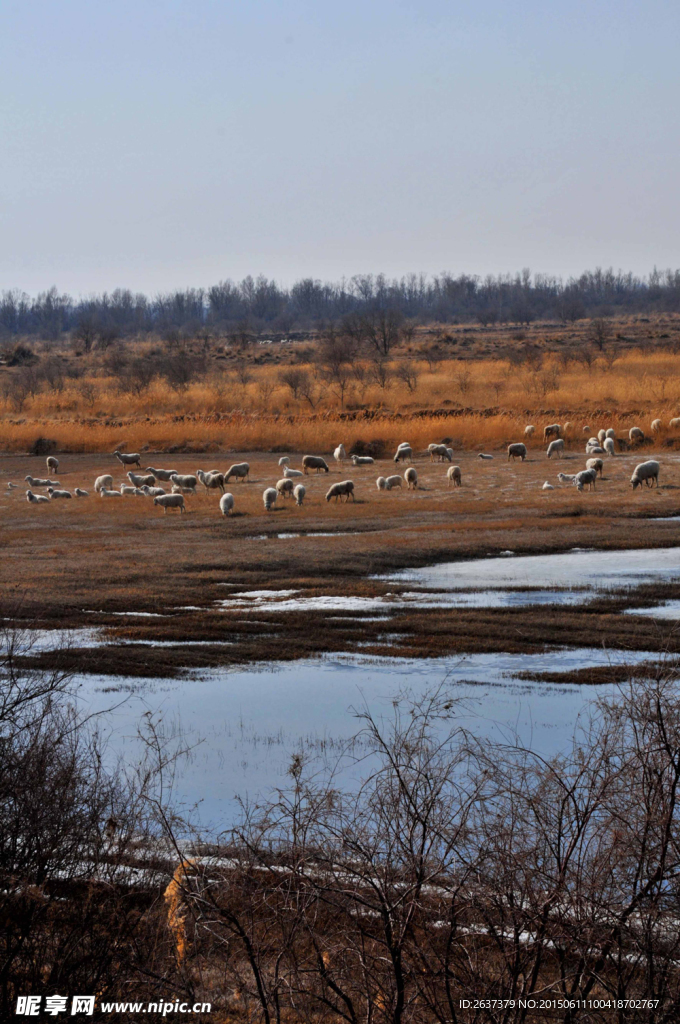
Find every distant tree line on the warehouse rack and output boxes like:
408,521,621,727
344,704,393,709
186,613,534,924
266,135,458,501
1,267,680,343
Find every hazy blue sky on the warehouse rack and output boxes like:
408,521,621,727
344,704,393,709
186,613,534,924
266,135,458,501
1,0,678,295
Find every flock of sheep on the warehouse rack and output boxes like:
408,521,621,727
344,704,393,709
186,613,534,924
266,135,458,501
12,421,666,517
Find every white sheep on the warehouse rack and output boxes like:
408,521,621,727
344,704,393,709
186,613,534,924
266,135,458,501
582,425,591,433
563,421,573,434
26,489,49,504
294,483,306,506
224,462,250,483
670,418,680,429
478,453,494,460
302,455,329,474
6,482,17,490
100,488,122,498
557,472,576,483
605,428,616,439
428,443,452,462
145,466,178,481
447,465,462,487
507,443,527,461
393,446,413,463
404,467,418,489
74,487,89,497
141,485,166,497
524,425,535,437
546,439,565,459
376,476,387,490
651,418,662,433
351,455,375,466
597,429,606,444
278,456,290,467
603,438,615,456
128,471,156,488
543,423,561,441
384,474,403,490
170,473,197,493
94,474,113,493
219,492,235,515
586,457,604,477
46,456,59,475
46,488,71,499
263,487,278,510
542,482,554,490
326,480,355,502
334,444,347,462
24,475,54,488
629,426,645,444
574,469,597,492
276,478,294,499
283,466,304,478
113,450,141,467
120,484,142,496
631,460,660,490
197,469,226,493
154,493,185,513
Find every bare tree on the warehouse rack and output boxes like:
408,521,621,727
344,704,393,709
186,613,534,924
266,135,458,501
394,361,419,394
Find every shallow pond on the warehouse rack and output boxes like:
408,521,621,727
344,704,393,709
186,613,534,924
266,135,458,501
77,647,656,829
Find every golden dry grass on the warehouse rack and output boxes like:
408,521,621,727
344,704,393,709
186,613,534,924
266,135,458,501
2,347,680,454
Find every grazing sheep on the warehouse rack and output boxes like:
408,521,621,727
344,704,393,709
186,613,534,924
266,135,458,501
384,474,403,490
397,441,411,449
404,467,418,489
428,443,452,462
393,445,413,463
574,469,597,492
47,487,71,499
597,429,606,444
197,469,226,493
171,482,195,494
120,484,143,496
351,455,375,466
563,421,573,434
603,438,615,456
263,487,278,510
100,488,122,498
219,492,235,515
24,475,54,488
605,428,616,438
543,423,561,441
446,447,454,461
74,487,89,497
557,472,576,483
154,493,185,513
334,444,347,462
170,473,197,493
26,489,49,504
524,425,535,437
325,480,355,502
94,474,113,493
113,450,141,467
586,457,604,477
478,453,494,460
302,455,329,474
447,465,462,487
224,462,250,483
546,439,565,459
586,445,605,455
145,466,178,481
631,460,660,490
542,482,554,490
128,471,156,488
46,456,59,475
586,437,599,447
508,443,527,461
276,478,294,499
278,456,290,467
376,476,387,490
651,418,662,433
283,466,304,478
582,425,591,433
294,483,306,506
141,485,166,497
629,426,645,444
670,417,680,429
